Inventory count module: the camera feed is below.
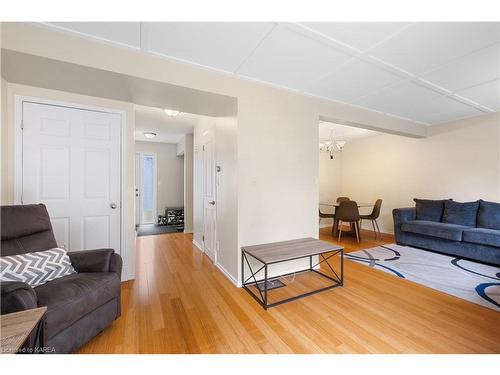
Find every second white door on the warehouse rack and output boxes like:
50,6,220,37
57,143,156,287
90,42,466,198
202,137,216,262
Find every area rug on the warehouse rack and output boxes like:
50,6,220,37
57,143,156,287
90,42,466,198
345,244,500,312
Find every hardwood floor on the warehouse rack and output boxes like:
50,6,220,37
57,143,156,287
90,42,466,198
78,228,500,354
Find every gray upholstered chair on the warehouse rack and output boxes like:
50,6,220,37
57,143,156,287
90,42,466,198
0,204,122,353
336,200,361,243
360,199,383,239
319,206,335,225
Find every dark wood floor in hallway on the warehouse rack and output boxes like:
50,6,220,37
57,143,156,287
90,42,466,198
78,228,500,353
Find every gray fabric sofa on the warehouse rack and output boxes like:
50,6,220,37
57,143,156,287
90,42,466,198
0,204,122,353
393,199,500,266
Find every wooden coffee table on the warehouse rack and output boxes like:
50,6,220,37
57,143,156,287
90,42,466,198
241,238,343,309
0,307,47,354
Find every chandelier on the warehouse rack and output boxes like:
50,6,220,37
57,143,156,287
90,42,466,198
319,130,346,159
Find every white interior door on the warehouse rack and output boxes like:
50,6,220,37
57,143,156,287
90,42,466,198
21,101,122,253
202,138,216,262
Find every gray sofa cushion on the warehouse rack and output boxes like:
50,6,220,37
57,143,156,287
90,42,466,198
413,199,447,222
401,220,469,241
477,200,500,230
442,200,479,227
463,228,500,248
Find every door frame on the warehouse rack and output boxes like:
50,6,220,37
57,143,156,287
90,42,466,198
135,151,158,225
14,95,129,277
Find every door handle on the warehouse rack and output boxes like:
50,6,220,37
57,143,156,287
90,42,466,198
208,201,215,205
110,203,118,209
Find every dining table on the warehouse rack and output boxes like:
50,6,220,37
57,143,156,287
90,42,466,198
320,201,374,239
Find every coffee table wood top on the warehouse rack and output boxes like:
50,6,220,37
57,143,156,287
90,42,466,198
0,306,46,354
241,237,343,264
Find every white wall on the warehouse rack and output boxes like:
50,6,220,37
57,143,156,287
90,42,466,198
183,134,194,233
135,141,184,214
319,152,342,227
337,113,500,234
215,116,238,282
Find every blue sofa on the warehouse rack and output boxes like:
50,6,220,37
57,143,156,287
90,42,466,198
393,199,500,266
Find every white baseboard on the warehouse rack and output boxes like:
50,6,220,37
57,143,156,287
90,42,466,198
184,229,193,234
215,261,240,287
192,239,204,252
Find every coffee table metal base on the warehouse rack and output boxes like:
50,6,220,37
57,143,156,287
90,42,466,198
241,249,343,310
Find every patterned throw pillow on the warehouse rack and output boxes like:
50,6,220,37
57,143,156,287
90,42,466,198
0,248,76,288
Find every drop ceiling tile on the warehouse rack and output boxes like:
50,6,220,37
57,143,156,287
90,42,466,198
411,96,484,124
300,22,410,51
352,80,442,119
237,25,353,90
456,80,500,110
145,22,275,73
47,22,142,48
422,44,500,92
304,58,405,102
420,108,484,124
370,22,500,74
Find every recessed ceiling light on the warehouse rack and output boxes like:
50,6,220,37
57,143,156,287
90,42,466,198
164,109,180,117
143,132,157,139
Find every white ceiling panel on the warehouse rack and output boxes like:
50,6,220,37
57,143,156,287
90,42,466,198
237,25,353,90
409,95,484,124
47,22,142,48
305,58,404,102
353,81,443,120
456,80,500,110
145,22,275,73
370,22,500,74
39,22,500,126
422,44,500,92
300,22,410,51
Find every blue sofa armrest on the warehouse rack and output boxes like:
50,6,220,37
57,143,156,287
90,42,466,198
393,207,416,225
393,207,416,244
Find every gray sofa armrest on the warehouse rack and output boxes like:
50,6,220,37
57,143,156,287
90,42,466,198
68,248,116,273
393,207,416,225
393,207,416,245
109,253,123,280
1,281,38,314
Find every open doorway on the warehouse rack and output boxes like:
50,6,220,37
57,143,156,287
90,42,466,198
134,105,199,237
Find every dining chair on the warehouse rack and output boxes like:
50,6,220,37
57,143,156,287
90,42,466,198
360,199,383,239
336,197,350,203
335,200,361,243
318,206,335,225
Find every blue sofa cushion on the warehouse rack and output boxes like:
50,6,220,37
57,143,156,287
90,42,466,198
413,199,448,222
463,228,500,248
477,200,500,230
442,200,479,227
401,220,469,241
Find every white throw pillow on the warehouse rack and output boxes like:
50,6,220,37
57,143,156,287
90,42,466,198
0,248,76,287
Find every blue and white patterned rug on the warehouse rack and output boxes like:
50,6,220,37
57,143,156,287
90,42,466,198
346,244,500,312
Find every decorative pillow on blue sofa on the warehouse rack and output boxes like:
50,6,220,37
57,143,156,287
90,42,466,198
413,199,448,222
442,200,479,227
477,200,500,230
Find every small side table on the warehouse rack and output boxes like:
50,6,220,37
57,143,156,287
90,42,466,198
0,307,47,354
